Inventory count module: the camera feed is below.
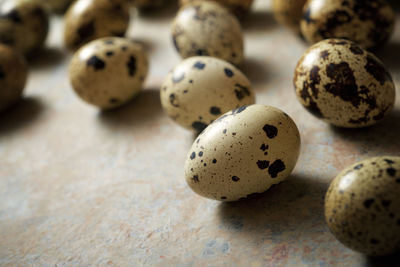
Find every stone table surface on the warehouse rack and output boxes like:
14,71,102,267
1,0,400,266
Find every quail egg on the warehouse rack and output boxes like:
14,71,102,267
0,0,49,54
64,0,130,51
294,38,395,128
300,0,395,50
160,56,255,132
0,44,28,112
69,37,148,109
179,0,254,17
184,104,301,201
272,0,307,33
325,156,400,256
171,1,244,65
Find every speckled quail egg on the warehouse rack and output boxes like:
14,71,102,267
69,37,148,109
300,0,395,50
0,44,28,112
0,0,49,54
171,1,244,65
160,56,255,132
38,0,74,13
325,156,400,256
179,0,254,17
293,38,395,128
64,0,130,51
272,0,307,33
184,104,301,201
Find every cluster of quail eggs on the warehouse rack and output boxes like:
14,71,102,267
0,0,399,258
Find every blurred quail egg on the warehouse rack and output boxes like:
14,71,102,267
325,156,400,256
69,37,148,109
0,44,28,112
0,0,49,54
184,104,301,201
179,0,254,17
160,56,255,132
294,38,395,128
64,0,130,51
301,0,395,50
171,1,244,65
272,0,307,33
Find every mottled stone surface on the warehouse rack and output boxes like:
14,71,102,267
1,0,400,266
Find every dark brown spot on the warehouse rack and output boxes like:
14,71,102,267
193,61,206,70
212,159,217,164
192,121,208,132
268,160,286,178
192,175,199,183
221,196,227,200
232,176,240,182
224,68,234,77
381,200,391,207
387,168,396,177
87,56,105,70
127,56,137,76
190,152,195,160
320,50,330,60
365,54,392,85
354,164,363,170
260,144,269,151
169,94,179,107
198,151,203,157
349,44,364,55
234,84,250,101
256,160,270,170
364,199,374,209
210,106,221,115
263,125,278,138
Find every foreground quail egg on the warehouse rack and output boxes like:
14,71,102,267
325,156,400,256
0,0,49,54
184,104,301,201
179,0,254,17
0,44,28,112
64,0,130,51
69,37,148,109
301,0,395,50
38,0,73,13
172,1,244,65
294,38,395,128
272,0,307,33
160,56,255,132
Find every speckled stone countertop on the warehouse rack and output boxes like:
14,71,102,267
1,1,400,266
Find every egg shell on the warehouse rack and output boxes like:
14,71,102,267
0,44,28,112
160,56,255,132
179,0,254,17
300,0,395,50
325,156,400,256
69,37,148,109
272,0,307,33
64,0,130,51
294,38,395,128
171,1,244,65
184,104,301,202
0,0,49,54
38,0,73,13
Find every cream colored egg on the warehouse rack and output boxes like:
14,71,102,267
300,0,395,50
0,44,28,112
184,104,301,201
294,38,395,128
272,0,307,33
179,0,254,17
160,56,255,132
64,0,130,51
171,1,244,65
0,0,49,54
69,37,148,109
325,156,400,256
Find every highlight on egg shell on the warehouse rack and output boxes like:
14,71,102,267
160,56,255,133
184,104,301,202
69,37,148,109
294,38,395,128
325,156,400,256
171,1,244,65
300,0,395,50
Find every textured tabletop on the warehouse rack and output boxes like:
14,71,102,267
1,0,400,266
